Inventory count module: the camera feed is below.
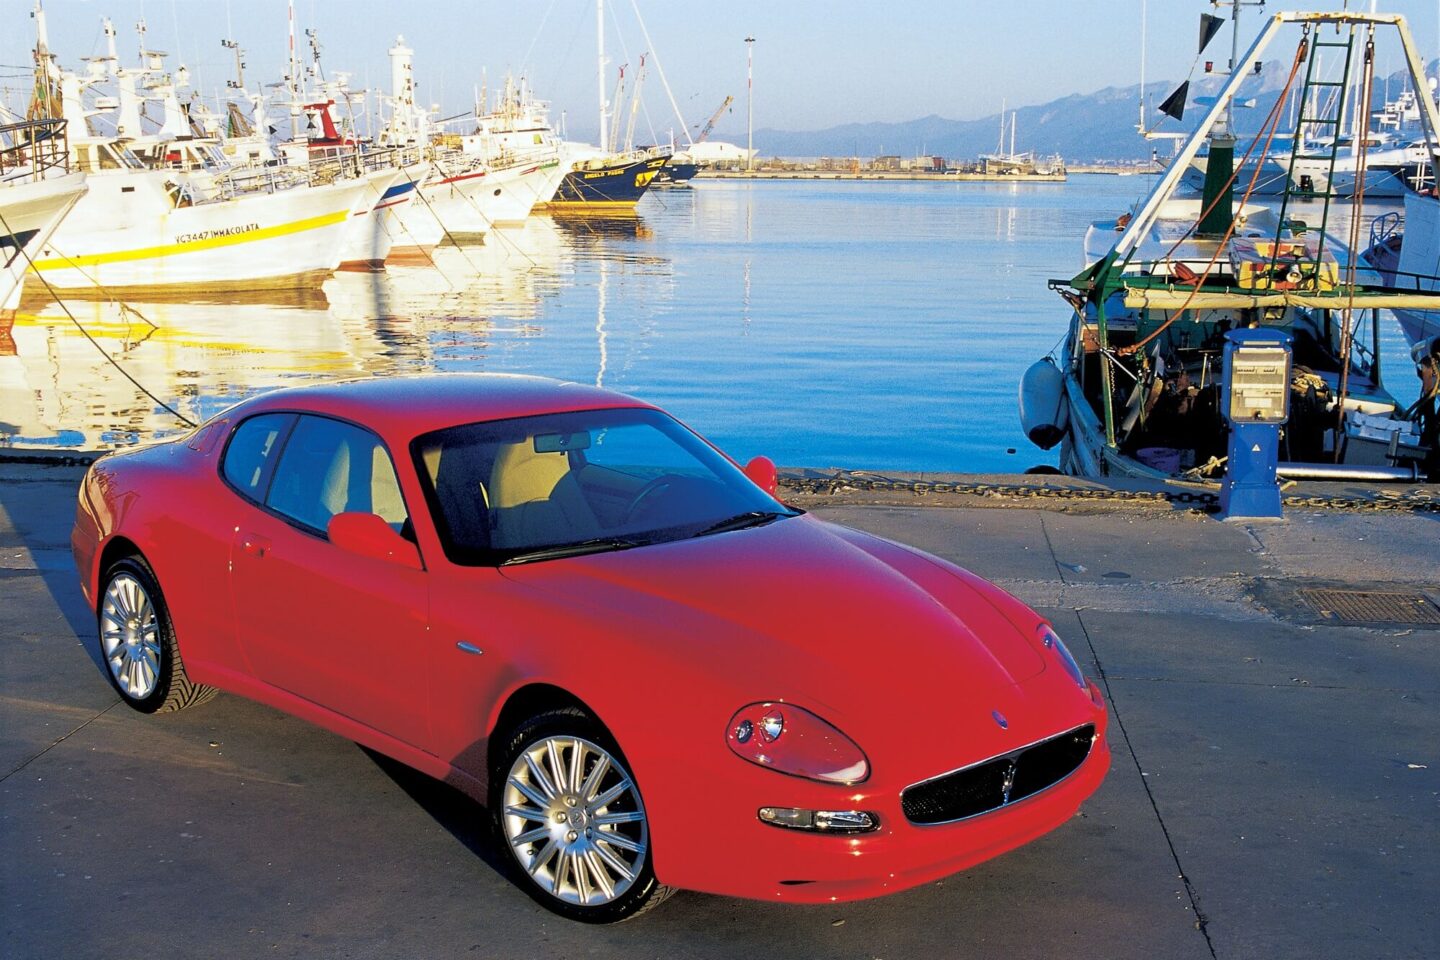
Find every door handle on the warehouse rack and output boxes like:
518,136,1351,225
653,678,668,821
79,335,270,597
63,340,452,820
241,534,271,558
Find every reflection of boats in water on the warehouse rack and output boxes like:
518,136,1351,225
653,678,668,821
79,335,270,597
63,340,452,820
0,293,377,448
1026,10,1440,483
5,178,682,451
547,210,654,241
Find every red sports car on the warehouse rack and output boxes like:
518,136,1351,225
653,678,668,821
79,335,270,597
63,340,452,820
71,374,1109,922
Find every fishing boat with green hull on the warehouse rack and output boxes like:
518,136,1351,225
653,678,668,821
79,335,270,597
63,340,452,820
1021,9,1440,484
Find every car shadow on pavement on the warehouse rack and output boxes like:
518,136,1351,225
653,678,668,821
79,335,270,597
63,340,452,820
0,462,107,675
358,745,513,878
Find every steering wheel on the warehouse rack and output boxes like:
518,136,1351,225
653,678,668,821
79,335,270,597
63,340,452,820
623,474,684,524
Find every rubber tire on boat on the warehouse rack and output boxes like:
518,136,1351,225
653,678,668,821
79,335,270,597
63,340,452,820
491,707,675,923
98,556,218,714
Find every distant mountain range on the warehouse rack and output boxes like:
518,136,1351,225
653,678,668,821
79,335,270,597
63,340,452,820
706,62,1437,163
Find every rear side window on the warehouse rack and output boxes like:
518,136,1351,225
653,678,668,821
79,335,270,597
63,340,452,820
221,413,295,500
267,415,408,534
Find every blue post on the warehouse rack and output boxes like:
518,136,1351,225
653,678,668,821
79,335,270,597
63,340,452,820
1218,328,1292,521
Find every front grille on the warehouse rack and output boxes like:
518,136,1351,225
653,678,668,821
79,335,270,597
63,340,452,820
901,724,1096,825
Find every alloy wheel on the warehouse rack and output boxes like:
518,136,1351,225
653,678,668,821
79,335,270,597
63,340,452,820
501,735,649,906
100,573,161,700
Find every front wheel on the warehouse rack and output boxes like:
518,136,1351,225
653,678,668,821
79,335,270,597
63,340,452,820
492,707,673,922
98,556,217,714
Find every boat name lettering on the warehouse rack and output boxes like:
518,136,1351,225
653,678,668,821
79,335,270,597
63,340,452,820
174,223,261,244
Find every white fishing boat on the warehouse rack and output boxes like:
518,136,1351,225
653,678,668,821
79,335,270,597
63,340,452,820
30,157,372,294
418,149,555,236
19,10,372,295
1362,189,1440,352
1,118,87,312
1025,9,1440,484
460,78,570,219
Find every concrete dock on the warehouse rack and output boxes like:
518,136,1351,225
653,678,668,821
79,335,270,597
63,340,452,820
2,459,1436,959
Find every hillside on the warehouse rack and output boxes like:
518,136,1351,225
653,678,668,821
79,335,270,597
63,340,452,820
706,63,1435,162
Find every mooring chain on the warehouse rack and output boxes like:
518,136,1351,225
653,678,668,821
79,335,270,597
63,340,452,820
778,474,1440,514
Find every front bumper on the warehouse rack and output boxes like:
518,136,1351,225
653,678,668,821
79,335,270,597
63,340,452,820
649,698,1111,903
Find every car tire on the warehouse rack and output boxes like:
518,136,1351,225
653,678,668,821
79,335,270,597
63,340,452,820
491,707,674,922
98,556,217,714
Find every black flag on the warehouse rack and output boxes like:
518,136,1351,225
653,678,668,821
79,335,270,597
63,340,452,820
1159,82,1190,122
1199,13,1225,54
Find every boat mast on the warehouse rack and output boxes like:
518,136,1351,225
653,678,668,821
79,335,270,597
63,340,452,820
287,0,300,130
628,0,692,149
1139,0,1147,131
624,54,646,152
596,0,608,151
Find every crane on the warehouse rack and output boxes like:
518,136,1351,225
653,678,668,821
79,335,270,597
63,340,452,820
694,95,732,145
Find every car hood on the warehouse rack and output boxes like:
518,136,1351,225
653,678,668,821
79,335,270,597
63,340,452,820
498,515,1053,744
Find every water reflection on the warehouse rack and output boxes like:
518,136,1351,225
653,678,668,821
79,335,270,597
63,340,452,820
1,208,677,450
1,179,1421,472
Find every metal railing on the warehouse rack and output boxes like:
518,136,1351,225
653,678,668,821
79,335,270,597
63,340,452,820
0,117,71,181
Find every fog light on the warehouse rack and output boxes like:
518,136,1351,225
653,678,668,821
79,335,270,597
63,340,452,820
757,807,878,833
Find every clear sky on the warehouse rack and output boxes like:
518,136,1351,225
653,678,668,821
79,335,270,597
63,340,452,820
5,0,1440,138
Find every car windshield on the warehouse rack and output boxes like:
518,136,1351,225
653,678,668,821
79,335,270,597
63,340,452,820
412,407,797,565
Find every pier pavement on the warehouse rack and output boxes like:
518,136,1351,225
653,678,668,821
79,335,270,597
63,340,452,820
1,459,1436,959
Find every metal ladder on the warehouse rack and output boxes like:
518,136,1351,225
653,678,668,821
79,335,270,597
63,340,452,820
1267,28,1359,290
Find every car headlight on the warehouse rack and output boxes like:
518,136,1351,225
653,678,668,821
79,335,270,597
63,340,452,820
1039,624,1088,689
726,702,869,785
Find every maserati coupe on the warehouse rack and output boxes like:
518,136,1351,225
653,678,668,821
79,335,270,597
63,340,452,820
71,373,1109,922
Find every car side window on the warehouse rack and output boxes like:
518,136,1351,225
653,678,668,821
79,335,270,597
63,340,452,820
221,413,296,501
266,416,409,534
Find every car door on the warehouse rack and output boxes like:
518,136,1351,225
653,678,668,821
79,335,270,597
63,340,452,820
227,413,431,750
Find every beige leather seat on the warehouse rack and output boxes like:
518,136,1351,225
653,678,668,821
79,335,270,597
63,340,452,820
489,441,600,546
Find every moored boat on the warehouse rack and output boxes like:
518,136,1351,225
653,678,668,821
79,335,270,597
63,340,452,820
1361,188,1440,351
1,118,87,312
545,145,670,210
1028,9,1440,483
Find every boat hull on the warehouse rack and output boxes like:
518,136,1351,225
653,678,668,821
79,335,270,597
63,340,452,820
337,168,405,271
2,173,87,311
385,162,444,260
1391,189,1440,350
653,161,698,186
545,154,668,209
28,172,370,293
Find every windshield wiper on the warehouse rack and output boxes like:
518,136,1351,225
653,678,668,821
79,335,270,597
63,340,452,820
695,510,787,537
500,537,647,566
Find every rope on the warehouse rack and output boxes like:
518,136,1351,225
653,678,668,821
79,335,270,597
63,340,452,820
0,207,195,429
1117,35,1310,359
1333,32,1377,459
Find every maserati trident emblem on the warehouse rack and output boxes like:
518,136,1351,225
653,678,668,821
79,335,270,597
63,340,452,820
1001,760,1018,804
991,709,1008,730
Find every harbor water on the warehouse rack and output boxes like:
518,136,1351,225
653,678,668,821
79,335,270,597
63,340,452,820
0,175,1422,471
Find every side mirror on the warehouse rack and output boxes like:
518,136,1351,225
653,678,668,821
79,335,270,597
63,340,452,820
742,455,779,497
327,512,423,571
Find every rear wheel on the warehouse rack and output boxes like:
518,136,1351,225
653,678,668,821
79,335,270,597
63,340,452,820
99,557,216,714
492,707,673,922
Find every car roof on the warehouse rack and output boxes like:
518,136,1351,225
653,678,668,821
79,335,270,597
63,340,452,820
227,373,654,438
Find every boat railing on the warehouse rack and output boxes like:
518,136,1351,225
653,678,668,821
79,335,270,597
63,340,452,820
0,117,71,181
207,163,311,201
